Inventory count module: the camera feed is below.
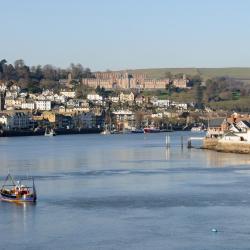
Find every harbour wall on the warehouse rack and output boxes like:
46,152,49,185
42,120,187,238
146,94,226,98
203,138,250,154
202,138,218,150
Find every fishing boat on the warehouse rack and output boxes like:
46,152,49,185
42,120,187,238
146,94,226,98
44,128,56,136
0,174,37,203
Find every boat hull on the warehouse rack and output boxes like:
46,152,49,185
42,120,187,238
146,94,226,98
143,128,161,133
0,193,36,203
131,130,144,134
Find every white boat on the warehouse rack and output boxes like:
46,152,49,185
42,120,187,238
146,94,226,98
101,129,111,135
44,128,56,136
191,126,203,132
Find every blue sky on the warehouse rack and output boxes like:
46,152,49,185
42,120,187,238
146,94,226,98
1,0,250,70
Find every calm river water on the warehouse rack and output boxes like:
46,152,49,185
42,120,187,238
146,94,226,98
1,132,250,249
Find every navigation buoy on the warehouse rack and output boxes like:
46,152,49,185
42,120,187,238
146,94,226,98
211,228,218,233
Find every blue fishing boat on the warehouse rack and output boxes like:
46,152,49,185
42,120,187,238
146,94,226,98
0,174,37,203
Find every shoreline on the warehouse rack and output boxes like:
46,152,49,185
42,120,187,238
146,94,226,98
203,138,250,154
0,128,102,137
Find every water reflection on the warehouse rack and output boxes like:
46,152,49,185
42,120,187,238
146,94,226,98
165,147,170,160
204,150,250,167
1,133,250,250
0,201,36,237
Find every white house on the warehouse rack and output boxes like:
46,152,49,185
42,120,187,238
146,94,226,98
112,110,134,123
21,101,35,110
221,131,242,142
35,100,51,111
87,94,103,102
228,123,240,133
112,110,135,129
152,100,170,108
236,120,250,132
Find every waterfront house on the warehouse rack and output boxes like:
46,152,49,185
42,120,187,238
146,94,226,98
221,131,242,142
112,110,135,130
236,120,250,132
0,112,31,130
228,123,241,133
73,112,96,129
55,114,73,129
207,118,228,138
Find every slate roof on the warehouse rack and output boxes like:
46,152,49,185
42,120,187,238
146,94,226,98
209,118,225,128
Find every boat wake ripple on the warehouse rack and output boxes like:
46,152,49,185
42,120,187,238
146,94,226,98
47,193,250,209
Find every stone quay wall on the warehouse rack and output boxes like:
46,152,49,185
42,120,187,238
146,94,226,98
203,138,250,154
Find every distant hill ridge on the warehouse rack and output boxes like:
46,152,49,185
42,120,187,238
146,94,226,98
108,67,250,82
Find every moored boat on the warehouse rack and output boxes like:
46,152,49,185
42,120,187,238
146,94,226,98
131,128,144,134
101,129,111,135
143,127,161,133
45,128,56,136
0,174,37,203
191,126,204,132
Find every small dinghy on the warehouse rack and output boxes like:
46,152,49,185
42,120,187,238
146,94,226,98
0,174,37,203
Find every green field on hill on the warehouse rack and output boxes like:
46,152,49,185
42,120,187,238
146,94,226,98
119,67,250,81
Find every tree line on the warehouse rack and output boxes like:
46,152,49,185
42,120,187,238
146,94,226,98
0,59,94,92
